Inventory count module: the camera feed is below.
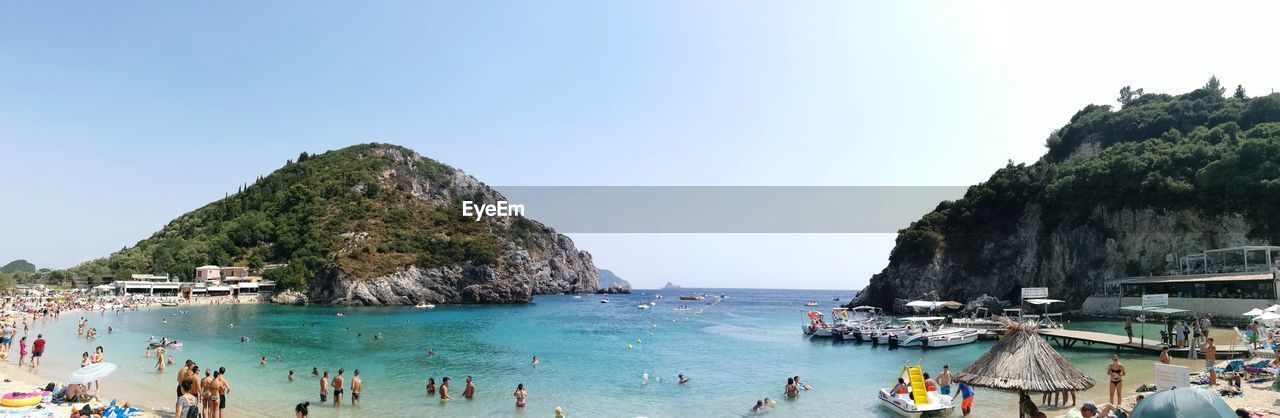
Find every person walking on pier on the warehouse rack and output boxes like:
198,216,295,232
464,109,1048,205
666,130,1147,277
1124,318,1133,344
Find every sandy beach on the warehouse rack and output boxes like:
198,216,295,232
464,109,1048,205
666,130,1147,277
0,361,164,418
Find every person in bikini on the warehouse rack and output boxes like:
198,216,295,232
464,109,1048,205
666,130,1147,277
1106,355,1125,405
200,370,212,416
426,377,436,396
208,370,223,418
513,383,527,408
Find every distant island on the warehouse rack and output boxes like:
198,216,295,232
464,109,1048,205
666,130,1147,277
56,143,599,305
662,282,681,290
595,269,631,294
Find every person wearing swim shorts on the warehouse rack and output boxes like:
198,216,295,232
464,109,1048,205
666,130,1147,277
351,369,361,405
30,334,44,372
955,382,974,416
332,368,344,406
216,367,230,418
319,371,328,402
938,365,953,395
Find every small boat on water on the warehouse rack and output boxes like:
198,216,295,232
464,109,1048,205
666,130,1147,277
572,295,582,299
678,295,704,301
414,303,436,309
637,304,650,310
878,364,955,417
600,299,610,304
804,300,819,307
672,305,690,311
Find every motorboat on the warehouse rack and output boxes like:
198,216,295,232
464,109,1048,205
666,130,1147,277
414,303,436,309
679,295,704,301
637,304,650,310
600,299,610,303
672,305,690,311
804,300,819,307
572,295,582,299
878,364,955,417
802,310,835,337
922,328,980,348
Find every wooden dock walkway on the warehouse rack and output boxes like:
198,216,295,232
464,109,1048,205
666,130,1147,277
1037,328,1253,358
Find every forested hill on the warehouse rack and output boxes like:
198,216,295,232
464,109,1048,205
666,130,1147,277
66,143,598,305
855,77,1280,310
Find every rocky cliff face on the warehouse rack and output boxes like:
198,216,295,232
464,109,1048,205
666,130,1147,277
302,145,598,305
857,206,1260,311
854,85,1280,311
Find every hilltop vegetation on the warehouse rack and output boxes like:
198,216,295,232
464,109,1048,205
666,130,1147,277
1,259,35,273
58,143,597,303
861,77,1280,308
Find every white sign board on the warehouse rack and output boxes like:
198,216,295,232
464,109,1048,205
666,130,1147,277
1021,287,1049,299
1153,362,1190,391
1143,294,1169,307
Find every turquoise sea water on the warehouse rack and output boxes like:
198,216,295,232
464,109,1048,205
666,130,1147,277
17,289,1202,417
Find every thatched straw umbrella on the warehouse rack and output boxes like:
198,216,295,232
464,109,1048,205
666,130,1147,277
955,320,1096,414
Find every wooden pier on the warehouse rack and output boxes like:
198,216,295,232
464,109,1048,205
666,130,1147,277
1037,328,1253,358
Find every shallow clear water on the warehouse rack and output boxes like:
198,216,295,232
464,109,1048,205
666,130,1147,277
17,289,1205,417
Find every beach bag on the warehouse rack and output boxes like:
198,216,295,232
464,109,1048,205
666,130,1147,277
185,405,200,418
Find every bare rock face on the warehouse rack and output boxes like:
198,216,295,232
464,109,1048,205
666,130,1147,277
856,206,1259,309
308,239,596,306
271,290,310,305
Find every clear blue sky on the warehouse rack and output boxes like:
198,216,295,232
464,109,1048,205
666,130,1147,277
3,2,1279,289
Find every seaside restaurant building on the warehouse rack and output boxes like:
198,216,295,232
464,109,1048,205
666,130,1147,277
1086,246,1280,318
112,274,182,296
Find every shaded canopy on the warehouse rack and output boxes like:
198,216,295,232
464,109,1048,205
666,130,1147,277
1129,387,1233,418
955,321,1096,392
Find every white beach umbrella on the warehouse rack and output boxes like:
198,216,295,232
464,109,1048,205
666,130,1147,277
69,362,118,384
1244,308,1266,316
1256,312,1280,322
1266,305,1280,312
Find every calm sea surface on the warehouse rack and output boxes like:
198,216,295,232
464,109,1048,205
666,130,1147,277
19,289,1213,417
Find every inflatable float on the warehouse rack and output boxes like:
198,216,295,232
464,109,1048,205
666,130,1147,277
1,391,50,407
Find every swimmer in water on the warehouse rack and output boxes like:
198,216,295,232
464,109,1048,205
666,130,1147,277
427,347,435,356
531,356,539,366
679,374,690,385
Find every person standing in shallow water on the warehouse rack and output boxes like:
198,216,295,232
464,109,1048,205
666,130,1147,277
938,365,953,395
426,377,436,396
352,369,362,406
463,375,475,399
439,377,453,400
332,368,345,406
1106,355,1125,405
513,383,526,408
319,371,329,403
